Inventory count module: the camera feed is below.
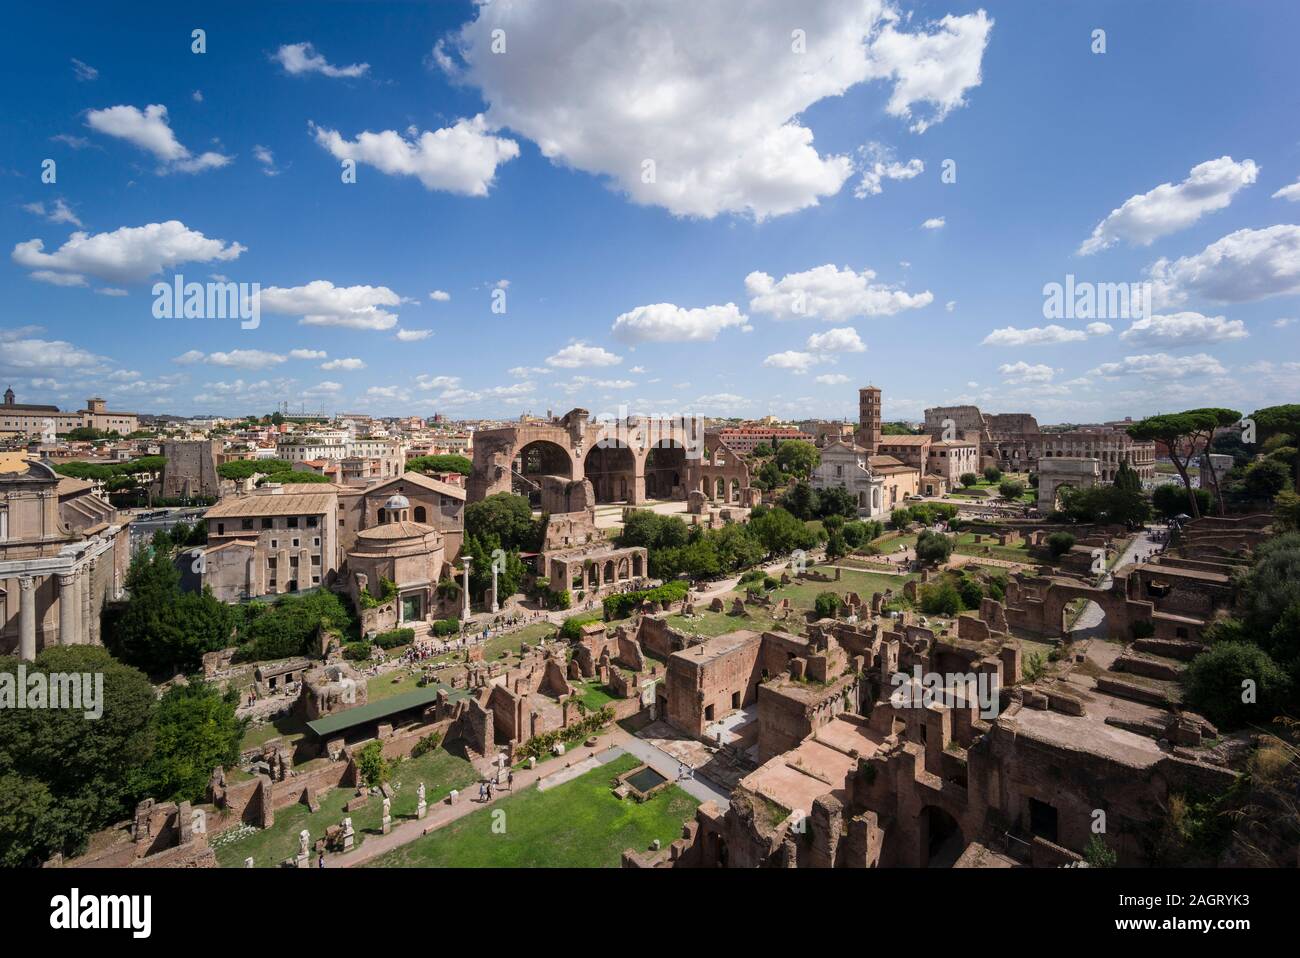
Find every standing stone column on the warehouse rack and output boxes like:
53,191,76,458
58,572,79,646
80,567,92,645
18,576,37,662
461,557,472,621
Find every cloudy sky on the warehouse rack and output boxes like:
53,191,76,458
3,0,1299,422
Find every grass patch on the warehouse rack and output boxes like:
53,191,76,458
370,753,698,868
239,711,308,753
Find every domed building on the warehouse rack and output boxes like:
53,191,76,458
346,493,447,627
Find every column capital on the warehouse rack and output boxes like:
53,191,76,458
18,575,35,592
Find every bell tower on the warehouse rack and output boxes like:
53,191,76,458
857,386,881,454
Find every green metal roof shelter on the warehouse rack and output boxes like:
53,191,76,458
305,683,466,739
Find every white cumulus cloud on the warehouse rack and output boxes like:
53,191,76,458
746,264,932,322
1079,156,1259,255
272,42,369,78
260,280,403,331
437,1,991,219
611,303,750,343
85,104,231,174
11,220,244,285
310,115,519,196
1119,311,1248,347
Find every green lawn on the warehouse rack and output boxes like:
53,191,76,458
367,668,424,702
769,565,915,607
952,531,1031,563
239,711,308,753
213,745,478,867
575,679,617,711
370,753,698,868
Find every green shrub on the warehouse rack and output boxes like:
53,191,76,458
343,641,372,661
411,731,443,758
431,617,460,637
919,581,962,616
1047,532,1076,558
373,627,415,649
1183,641,1291,729
559,614,602,641
814,591,842,620
602,579,690,620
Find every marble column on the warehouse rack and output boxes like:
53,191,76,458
58,572,79,645
80,568,91,645
18,576,37,662
461,557,471,620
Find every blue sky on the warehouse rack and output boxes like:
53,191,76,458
2,0,1298,422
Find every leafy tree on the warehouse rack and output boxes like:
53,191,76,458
749,442,773,458
1238,533,1300,674
842,520,877,549
1240,457,1292,503
774,439,820,479
825,528,848,561
914,529,953,565
814,592,842,620
1152,483,1211,520
1046,531,1076,557
920,580,962,616
405,453,472,476
1183,642,1290,729
815,485,857,519
959,472,979,488
998,479,1025,500
983,466,1002,483
890,507,912,530
747,506,815,556
956,575,984,610
1128,408,1240,517
753,459,785,492
356,741,391,789
464,492,542,552
145,681,246,803
1056,485,1150,527
1114,461,1142,494
1275,490,1300,532
779,481,820,520
1251,404,1300,487
104,551,232,675
0,646,156,865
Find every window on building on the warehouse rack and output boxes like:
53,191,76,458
241,518,254,530
306,516,318,528
287,517,299,528
262,517,273,529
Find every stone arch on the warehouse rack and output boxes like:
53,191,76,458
715,477,725,500
644,439,687,500
413,505,427,523
730,479,740,503
603,559,615,583
585,441,636,504
919,805,964,867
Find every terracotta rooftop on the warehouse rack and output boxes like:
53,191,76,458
206,492,335,518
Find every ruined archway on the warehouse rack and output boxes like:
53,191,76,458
644,439,686,500
920,805,964,867
515,439,574,506
585,441,636,504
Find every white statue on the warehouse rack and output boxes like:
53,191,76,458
298,829,310,857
